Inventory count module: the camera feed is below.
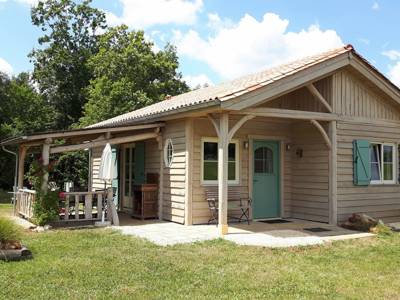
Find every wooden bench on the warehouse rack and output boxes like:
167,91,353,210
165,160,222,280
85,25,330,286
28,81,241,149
205,186,252,225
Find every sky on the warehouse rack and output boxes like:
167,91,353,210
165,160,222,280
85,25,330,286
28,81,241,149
1,0,400,88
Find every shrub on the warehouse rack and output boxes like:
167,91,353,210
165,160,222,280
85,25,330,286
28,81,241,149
370,221,393,236
26,158,59,226
0,218,21,243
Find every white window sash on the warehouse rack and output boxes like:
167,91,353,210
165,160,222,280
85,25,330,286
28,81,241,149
201,137,240,185
370,143,396,185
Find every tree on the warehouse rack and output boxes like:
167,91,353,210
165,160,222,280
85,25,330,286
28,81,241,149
79,26,189,126
0,72,54,190
29,0,107,129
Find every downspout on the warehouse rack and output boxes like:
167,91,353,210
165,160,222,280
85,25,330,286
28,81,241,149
2,146,18,215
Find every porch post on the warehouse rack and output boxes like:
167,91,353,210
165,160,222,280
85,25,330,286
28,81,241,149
41,138,51,193
157,136,164,220
218,113,229,235
328,121,337,224
17,145,28,189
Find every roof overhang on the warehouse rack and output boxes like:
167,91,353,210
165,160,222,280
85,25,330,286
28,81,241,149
222,52,400,111
0,122,165,146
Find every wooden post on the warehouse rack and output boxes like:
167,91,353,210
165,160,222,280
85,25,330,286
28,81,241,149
75,195,80,220
218,113,229,235
17,146,28,189
329,120,338,225
184,118,194,225
157,136,164,220
41,138,51,193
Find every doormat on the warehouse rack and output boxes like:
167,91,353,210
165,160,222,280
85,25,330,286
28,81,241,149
258,219,292,224
303,227,331,233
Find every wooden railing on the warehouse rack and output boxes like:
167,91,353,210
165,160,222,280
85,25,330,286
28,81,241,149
15,188,119,226
60,189,119,225
16,189,36,220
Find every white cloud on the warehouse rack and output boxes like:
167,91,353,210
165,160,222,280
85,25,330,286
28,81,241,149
106,0,203,29
372,2,379,10
388,62,400,87
382,50,400,61
0,57,13,75
174,13,344,79
184,74,213,88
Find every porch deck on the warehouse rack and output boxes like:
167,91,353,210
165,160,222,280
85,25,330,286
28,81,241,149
114,213,373,247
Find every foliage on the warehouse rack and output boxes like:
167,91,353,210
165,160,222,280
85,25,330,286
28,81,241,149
0,72,54,190
0,218,21,243
79,25,189,126
371,221,394,236
29,0,107,129
51,151,88,189
26,159,59,226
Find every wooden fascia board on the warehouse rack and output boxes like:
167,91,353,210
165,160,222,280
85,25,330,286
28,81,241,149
50,132,159,154
221,54,351,110
240,108,340,121
23,123,165,141
349,56,400,105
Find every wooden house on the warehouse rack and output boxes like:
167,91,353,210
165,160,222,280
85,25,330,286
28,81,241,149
3,45,400,235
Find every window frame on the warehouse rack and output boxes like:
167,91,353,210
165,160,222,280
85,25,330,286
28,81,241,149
200,137,240,185
164,138,174,168
370,142,396,185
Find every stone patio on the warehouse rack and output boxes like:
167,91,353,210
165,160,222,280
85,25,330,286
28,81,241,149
113,213,374,247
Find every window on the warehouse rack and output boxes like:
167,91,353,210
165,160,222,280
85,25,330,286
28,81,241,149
370,143,396,184
201,138,239,184
164,139,174,168
254,147,273,174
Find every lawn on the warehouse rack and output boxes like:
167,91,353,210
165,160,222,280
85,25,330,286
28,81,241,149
1,205,400,299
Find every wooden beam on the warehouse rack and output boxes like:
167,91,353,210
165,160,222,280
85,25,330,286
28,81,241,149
310,120,332,149
157,136,164,220
218,113,229,236
50,132,158,154
17,146,28,189
22,123,165,142
306,83,333,112
240,108,339,121
41,138,52,193
329,121,338,225
184,118,194,225
227,115,255,141
207,114,220,136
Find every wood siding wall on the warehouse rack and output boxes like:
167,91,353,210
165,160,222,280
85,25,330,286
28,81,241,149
333,69,400,223
291,122,330,222
336,121,400,223
332,69,400,120
191,117,295,224
90,146,111,191
162,119,186,224
263,77,332,112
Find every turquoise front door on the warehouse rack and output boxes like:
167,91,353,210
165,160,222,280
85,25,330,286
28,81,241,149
252,140,280,219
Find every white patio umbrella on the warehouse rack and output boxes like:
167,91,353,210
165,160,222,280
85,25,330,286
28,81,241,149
98,143,114,183
98,143,113,223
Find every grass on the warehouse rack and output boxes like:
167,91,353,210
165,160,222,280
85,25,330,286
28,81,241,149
0,205,400,299
0,189,12,204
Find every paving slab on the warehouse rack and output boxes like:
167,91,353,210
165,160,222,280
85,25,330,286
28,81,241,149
114,217,375,247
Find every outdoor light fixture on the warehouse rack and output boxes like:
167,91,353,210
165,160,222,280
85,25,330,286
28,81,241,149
285,143,291,151
243,141,249,149
296,148,303,158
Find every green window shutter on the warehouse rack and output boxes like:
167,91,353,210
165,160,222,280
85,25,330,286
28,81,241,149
111,146,119,206
134,141,145,184
353,140,371,186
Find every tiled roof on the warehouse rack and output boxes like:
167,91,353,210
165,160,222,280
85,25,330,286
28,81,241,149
89,45,354,128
